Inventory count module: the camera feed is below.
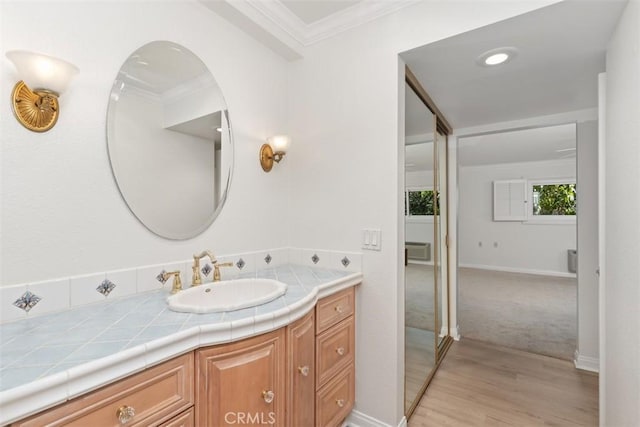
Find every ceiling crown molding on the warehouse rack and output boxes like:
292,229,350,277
246,0,422,46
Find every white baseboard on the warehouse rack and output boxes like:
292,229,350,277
450,324,461,340
344,410,405,427
574,349,599,373
407,260,433,266
459,263,577,278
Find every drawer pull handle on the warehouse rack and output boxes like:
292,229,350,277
336,398,346,408
336,347,346,356
298,365,310,376
116,405,135,424
262,390,275,404
334,305,343,314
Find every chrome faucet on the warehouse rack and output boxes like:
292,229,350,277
192,250,216,286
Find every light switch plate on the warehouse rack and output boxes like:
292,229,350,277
362,229,381,251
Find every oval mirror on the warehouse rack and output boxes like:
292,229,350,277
107,41,232,239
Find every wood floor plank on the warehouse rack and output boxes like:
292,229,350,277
408,339,598,427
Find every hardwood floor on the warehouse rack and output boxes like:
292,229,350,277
405,327,436,410
408,339,598,426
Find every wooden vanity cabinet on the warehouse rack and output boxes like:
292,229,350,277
12,286,357,427
315,287,356,427
12,353,194,427
315,288,355,427
286,310,316,426
195,329,285,427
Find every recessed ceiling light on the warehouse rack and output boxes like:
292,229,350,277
215,127,222,132
485,53,509,65
476,47,518,67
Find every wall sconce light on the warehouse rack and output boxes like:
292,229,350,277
260,135,291,172
6,50,79,132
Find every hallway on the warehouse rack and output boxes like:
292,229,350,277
408,339,598,426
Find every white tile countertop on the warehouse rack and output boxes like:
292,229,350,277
0,264,362,425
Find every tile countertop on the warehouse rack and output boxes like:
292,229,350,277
0,264,362,425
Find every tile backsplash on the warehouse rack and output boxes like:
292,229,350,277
0,247,362,324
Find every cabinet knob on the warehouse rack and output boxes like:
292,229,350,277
334,305,343,314
262,390,275,404
336,398,346,408
116,405,135,424
336,347,346,356
298,365,310,376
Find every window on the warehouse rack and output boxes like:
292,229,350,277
493,179,576,223
405,189,439,216
531,181,576,218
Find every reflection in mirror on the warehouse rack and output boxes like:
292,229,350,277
404,82,436,414
107,41,232,239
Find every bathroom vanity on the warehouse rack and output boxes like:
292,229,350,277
2,267,359,427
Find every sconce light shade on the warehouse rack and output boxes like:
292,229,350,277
260,135,291,172
6,50,79,132
267,135,291,152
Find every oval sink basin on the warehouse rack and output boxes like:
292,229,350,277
167,279,287,314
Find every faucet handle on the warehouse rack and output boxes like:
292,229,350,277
162,270,183,294
213,261,234,282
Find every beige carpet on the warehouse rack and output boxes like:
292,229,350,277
405,264,435,331
458,267,577,360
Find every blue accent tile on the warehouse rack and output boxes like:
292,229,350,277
13,291,42,313
156,270,168,284
96,279,116,297
264,254,272,264
341,256,351,267
311,254,320,264
201,263,212,277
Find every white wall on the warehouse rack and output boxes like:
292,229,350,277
286,2,561,425
575,120,599,370
458,158,576,276
0,1,289,285
604,0,640,424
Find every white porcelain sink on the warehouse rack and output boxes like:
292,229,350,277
167,278,287,314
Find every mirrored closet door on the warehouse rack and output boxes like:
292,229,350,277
404,71,452,417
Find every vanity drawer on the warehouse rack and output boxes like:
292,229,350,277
159,407,194,427
316,287,355,334
315,364,354,427
316,316,355,388
14,353,194,427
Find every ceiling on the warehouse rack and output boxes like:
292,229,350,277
279,0,361,24
458,124,576,167
401,0,627,129
199,0,419,59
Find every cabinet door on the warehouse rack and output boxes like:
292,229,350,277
287,311,315,427
13,353,194,427
196,329,285,427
